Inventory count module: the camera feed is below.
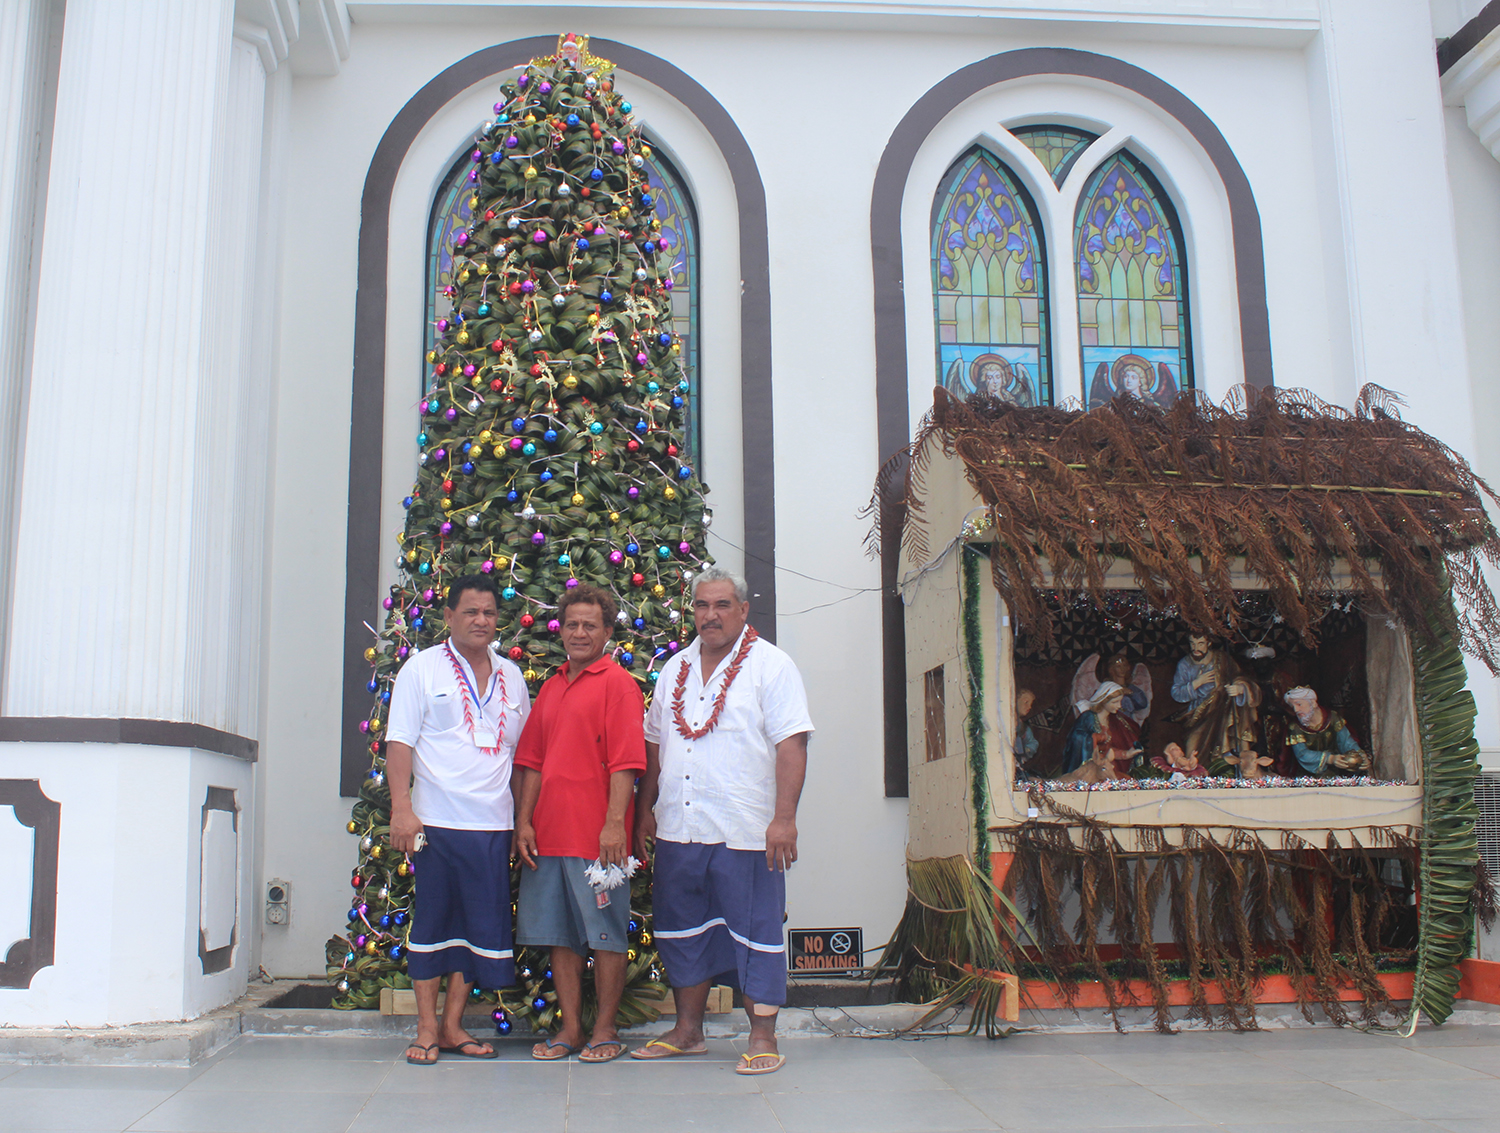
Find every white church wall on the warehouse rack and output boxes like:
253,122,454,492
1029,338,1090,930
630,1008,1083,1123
260,2,1494,978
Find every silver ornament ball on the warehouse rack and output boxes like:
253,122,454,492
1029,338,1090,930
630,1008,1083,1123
466,514,480,528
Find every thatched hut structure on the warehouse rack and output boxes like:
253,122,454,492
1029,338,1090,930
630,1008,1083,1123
878,384,1497,1031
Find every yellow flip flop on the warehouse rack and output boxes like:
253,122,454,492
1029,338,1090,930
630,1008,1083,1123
735,1052,786,1075
629,1038,708,1059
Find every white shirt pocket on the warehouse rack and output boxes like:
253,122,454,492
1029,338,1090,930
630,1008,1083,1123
429,684,468,733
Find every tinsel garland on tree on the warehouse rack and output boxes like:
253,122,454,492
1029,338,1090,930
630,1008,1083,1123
326,34,706,1031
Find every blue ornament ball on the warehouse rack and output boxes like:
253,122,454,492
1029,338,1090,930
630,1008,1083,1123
659,333,672,346
462,462,475,474
566,113,580,126
394,911,408,925
532,997,547,1012
634,419,647,433
672,396,684,409
544,429,558,443
577,237,589,251
600,290,613,303
380,914,391,928
347,908,359,922
512,418,526,432
540,470,553,482
590,168,603,181
589,422,603,435
366,678,378,693
678,465,692,479
496,1019,512,1034
626,542,640,555
507,490,519,502
402,496,413,509
633,617,645,629
389,945,402,959
621,652,634,664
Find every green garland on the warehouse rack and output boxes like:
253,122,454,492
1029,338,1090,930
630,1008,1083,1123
1408,594,1485,1027
962,544,989,867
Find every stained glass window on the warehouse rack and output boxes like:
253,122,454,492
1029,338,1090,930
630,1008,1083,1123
1011,125,1098,189
931,148,1050,407
423,137,701,460
1074,151,1192,409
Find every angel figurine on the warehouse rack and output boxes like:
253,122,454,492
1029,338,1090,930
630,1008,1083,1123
1073,652,1153,729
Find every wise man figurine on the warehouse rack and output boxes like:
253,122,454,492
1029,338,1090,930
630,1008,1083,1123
1282,687,1371,775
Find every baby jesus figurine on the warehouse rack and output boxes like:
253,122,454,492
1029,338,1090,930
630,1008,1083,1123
1150,742,1208,781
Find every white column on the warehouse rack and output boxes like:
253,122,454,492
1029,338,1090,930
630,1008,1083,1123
5,0,280,731
0,0,57,707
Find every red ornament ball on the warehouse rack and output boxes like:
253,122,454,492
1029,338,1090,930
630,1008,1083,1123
435,363,447,376
490,378,504,391
508,646,524,660
667,444,678,457
627,439,640,452
509,282,523,295
631,573,645,587
442,479,454,493
520,614,535,628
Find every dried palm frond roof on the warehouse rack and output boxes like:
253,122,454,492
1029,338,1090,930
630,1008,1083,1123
876,383,1500,671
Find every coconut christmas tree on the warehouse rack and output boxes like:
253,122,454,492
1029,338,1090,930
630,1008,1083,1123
327,34,706,1031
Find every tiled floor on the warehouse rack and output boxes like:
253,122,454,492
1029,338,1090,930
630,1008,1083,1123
2,1023,1499,1132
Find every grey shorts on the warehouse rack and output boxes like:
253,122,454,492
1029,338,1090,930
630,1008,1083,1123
515,856,630,955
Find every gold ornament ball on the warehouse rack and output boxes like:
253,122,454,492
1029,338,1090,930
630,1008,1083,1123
571,493,585,506
478,262,491,275
468,194,478,209
457,330,470,345
628,948,638,961
346,820,358,833
364,941,378,955
441,497,452,509
664,486,677,500
371,846,383,860
493,445,505,457
609,511,620,522
458,270,470,284
364,646,377,662
524,668,538,682
640,931,652,945
587,313,600,326
671,343,681,355
405,550,417,563
479,429,492,443
525,113,536,123
370,718,382,733
397,862,409,877
426,350,437,363
497,555,511,569
525,165,538,180
652,584,666,597
562,374,578,389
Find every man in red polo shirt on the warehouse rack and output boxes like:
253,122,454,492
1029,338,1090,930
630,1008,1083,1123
513,583,646,1063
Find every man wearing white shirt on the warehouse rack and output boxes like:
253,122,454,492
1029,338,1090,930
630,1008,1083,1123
632,567,813,1075
385,575,531,1065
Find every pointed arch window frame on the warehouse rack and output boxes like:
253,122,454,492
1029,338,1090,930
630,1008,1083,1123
929,145,1053,408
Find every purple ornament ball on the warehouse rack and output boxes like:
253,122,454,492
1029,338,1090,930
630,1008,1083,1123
398,646,409,659
467,169,479,183
433,448,447,461
539,81,552,94
444,407,458,421
440,522,452,535
678,541,691,554
627,486,640,499
565,578,579,589
518,73,529,88
510,437,524,450
547,619,561,633
463,364,476,377
662,279,673,291
635,352,648,365
480,559,495,573
609,550,624,564
612,141,625,154
383,597,395,610
359,720,370,733
531,531,546,545
532,230,547,244
668,641,680,652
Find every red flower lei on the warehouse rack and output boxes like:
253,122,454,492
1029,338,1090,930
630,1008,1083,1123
671,626,759,740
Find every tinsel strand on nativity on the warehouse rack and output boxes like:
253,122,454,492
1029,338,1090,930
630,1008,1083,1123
870,383,1500,671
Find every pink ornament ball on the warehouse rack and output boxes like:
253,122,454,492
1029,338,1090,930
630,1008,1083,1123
547,619,561,633
463,364,476,377
471,149,483,163
678,541,690,554
454,232,467,246
609,550,624,564
635,352,648,365
383,597,394,610
422,589,435,602
532,230,547,244
467,169,479,183
480,559,495,574
437,319,449,332
668,641,680,652
359,721,370,733
510,437,523,450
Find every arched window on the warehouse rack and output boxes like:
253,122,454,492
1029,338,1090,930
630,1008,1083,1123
1074,150,1191,409
422,138,701,458
931,148,1050,406
1011,125,1098,189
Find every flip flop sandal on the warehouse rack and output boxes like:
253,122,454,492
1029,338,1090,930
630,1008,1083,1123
628,1038,709,1060
405,1042,440,1066
579,1040,627,1063
439,1039,498,1059
531,1038,581,1061
735,1052,787,1076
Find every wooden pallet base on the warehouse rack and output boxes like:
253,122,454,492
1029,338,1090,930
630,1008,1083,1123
378,984,734,1017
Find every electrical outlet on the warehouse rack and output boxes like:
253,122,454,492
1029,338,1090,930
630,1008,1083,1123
266,878,291,926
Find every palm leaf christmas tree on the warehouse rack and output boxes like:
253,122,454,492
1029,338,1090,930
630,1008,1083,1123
328,34,708,1031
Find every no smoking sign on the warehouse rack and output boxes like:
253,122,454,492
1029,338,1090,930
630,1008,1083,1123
788,927,863,975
